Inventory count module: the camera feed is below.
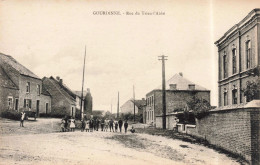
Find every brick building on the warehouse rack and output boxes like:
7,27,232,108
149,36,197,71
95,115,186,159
42,76,76,117
0,53,51,116
144,73,210,125
215,8,260,107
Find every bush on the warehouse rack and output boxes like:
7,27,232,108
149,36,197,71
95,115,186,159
1,110,21,120
187,96,211,120
39,113,52,118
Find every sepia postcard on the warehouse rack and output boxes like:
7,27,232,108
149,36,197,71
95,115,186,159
0,0,260,165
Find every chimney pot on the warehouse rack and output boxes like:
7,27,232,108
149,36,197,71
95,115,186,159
179,72,183,77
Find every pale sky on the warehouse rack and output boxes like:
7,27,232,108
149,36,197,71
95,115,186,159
0,0,259,112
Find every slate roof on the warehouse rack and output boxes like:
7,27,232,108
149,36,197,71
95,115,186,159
155,73,209,91
0,53,40,79
0,65,19,90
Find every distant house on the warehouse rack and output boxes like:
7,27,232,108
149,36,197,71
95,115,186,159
42,76,76,117
0,53,51,116
144,73,210,128
120,98,146,115
84,88,93,115
73,90,86,111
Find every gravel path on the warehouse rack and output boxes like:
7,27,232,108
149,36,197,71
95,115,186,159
0,118,240,165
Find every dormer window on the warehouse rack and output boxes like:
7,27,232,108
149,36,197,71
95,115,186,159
188,84,195,90
170,84,177,90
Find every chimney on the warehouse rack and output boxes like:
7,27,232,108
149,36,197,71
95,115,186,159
59,79,63,85
56,76,60,81
179,72,183,77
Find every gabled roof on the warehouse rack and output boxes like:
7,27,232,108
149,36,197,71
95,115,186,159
155,73,208,91
44,76,76,104
0,65,19,90
0,53,40,79
131,99,146,108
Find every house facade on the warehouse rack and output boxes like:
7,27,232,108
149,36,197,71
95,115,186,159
215,8,260,107
0,53,51,116
144,73,210,126
42,76,76,117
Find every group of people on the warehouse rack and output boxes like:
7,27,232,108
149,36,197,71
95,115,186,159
60,116,76,132
60,117,135,133
80,118,130,133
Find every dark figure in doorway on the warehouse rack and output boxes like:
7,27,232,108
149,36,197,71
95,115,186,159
118,119,123,133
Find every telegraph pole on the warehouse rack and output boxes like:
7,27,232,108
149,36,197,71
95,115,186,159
117,91,119,118
80,46,86,120
133,85,135,123
158,55,167,129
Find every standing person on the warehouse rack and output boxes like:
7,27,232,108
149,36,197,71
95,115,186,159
114,121,118,132
20,111,26,127
92,119,96,130
109,119,114,132
81,119,85,132
124,120,128,133
100,118,105,131
64,116,68,132
61,118,66,132
89,119,94,132
96,118,100,131
85,120,90,132
70,117,76,132
104,118,109,132
118,119,123,133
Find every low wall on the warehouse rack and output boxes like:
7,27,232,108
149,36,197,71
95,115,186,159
184,107,260,165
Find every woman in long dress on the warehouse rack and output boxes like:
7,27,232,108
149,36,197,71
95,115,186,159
85,120,90,132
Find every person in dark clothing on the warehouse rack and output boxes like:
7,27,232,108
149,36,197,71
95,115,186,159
101,119,105,131
81,119,85,132
93,119,96,131
96,119,100,131
64,116,68,132
118,119,123,133
124,120,128,133
89,119,94,132
114,121,118,132
109,119,114,132
130,126,135,133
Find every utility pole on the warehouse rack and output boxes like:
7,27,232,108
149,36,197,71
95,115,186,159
133,85,135,123
80,46,86,120
158,55,167,129
117,91,119,119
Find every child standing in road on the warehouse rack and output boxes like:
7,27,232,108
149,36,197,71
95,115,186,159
85,120,90,132
70,117,76,132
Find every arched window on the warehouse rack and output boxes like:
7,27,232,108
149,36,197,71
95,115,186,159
223,51,228,78
246,40,251,69
232,48,237,74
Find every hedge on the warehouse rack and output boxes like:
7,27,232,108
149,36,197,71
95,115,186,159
1,111,21,121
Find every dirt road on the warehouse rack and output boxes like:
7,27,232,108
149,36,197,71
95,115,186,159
0,118,240,165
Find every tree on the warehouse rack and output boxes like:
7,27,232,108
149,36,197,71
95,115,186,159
186,96,211,119
243,80,260,102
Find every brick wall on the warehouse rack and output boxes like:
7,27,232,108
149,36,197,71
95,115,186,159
184,108,260,164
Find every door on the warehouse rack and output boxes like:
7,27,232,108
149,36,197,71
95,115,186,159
15,99,19,111
36,100,40,116
46,103,49,114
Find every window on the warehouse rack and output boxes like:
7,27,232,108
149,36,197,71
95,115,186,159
37,84,41,95
8,97,13,109
232,48,237,74
170,84,177,90
188,84,195,90
26,82,30,93
71,107,74,116
151,96,154,106
223,52,228,78
232,89,238,104
24,99,32,108
224,91,228,106
246,40,251,69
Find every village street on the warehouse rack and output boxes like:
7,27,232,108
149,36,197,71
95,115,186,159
0,118,240,165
